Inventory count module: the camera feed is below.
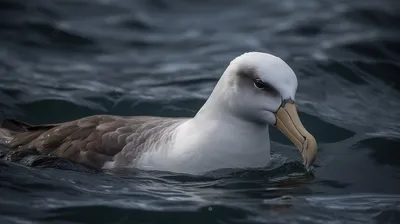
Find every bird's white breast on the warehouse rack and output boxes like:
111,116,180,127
135,117,272,175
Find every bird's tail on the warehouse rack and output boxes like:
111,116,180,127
0,119,31,146
0,127,12,146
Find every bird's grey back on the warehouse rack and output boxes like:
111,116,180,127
0,115,187,169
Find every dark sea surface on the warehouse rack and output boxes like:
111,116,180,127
1,0,400,223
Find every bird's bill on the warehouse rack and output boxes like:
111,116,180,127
274,101,317,168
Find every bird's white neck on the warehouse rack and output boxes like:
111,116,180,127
169,101,271,174
194,70,235,121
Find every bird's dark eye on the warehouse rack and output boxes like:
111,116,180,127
253,78,276,93
253,79,266,89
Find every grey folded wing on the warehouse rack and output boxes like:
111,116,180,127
0,115,184,169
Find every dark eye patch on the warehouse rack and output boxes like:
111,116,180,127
236,67,278,94
252,78,276,93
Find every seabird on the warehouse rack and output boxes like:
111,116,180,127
0,52,317,175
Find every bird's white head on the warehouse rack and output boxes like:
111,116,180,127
197,52,317,168
221,52,297,125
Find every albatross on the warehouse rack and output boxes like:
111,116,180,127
0,52,317,175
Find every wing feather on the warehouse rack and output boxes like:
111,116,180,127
0,115,185,169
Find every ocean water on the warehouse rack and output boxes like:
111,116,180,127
0,0,400,223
